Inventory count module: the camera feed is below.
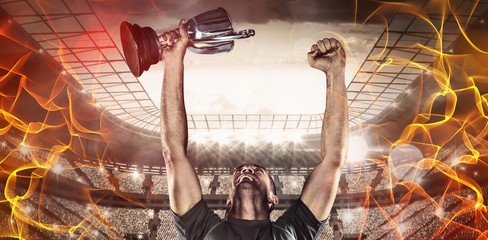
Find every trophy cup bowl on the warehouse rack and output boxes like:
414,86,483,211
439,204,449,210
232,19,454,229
120,8,255,77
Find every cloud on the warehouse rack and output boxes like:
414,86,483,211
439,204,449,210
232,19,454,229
91,0,383,24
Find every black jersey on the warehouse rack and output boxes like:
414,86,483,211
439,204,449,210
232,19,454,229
172,198,327,240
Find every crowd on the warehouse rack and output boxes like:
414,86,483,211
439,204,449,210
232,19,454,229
1,133,488,239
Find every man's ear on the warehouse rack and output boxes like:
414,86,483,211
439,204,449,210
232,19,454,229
268,195,279,205
267,194,279,211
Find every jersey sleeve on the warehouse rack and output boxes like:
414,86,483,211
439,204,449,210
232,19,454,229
275,198,328,240
171,198,222,240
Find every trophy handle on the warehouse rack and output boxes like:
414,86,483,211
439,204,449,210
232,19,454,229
191,29,255,43
157,29,255,47
185,29,254,54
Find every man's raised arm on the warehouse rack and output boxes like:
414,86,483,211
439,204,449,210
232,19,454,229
160,20,202,216
300,38,349,221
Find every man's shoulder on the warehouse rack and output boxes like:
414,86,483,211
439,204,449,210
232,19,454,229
271,222,297,238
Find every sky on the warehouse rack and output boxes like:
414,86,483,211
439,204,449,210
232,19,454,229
91,0,385,114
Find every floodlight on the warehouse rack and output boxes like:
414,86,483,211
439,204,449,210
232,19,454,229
347,135,368,163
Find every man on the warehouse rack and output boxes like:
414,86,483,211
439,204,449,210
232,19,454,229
160,20,348,239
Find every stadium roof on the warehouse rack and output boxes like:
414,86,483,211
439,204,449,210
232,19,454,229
1,0,486,137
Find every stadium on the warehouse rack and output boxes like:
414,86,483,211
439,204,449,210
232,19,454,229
1,0,488,239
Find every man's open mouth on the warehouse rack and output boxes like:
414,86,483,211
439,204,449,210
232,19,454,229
236,175,255,184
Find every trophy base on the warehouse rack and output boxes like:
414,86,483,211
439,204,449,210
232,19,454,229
120,22,160,77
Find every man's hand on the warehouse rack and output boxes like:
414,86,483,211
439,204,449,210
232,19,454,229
161,19,190,64
307,38,345,74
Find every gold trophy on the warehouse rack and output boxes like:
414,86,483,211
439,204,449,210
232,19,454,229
120,7,255,77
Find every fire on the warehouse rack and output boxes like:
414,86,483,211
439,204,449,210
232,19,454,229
0,2,134,238
352,0,488,239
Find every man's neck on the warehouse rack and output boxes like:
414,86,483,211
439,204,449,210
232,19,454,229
228,190,270,220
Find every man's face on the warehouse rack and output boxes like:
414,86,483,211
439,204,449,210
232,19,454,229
230,163,273,196
227,163,279,213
